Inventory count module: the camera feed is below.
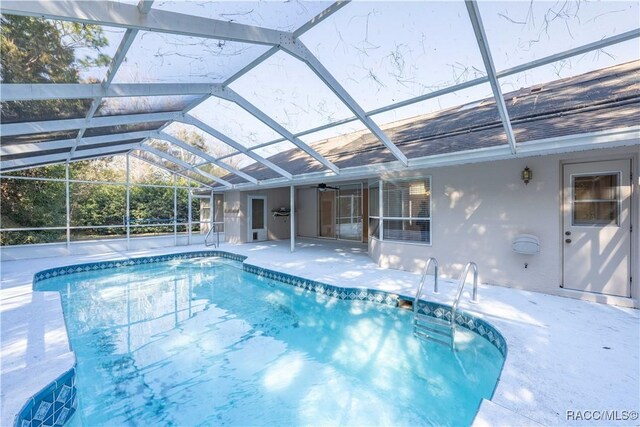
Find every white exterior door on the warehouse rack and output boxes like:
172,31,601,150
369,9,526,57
562,160,632,297
248,196,267,242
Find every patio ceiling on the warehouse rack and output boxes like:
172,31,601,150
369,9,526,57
1,0,639,190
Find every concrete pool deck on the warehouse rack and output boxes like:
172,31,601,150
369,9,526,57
1,239,638,426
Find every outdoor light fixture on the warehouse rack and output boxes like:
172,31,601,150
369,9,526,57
521,166,533,185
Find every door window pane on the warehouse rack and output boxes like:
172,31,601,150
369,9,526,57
573,174,619,226
574,174,617,201
574,202,618,226
251,198,264,230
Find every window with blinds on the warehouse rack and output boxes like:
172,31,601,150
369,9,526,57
382,178,431,244
368,178,431,244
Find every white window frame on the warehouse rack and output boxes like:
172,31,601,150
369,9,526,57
374,176,432,246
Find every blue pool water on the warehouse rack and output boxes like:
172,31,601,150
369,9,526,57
37,257,504,426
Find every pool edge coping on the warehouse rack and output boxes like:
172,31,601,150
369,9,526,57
18,249,508,427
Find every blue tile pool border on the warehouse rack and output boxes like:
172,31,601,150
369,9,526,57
22,250,507,427
14,366,77,427
32,251,247,286
242,262,508,357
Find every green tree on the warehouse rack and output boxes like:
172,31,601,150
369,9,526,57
0,17,215,244
70,182,126,237
0,168,67,244
167,128,240,178
70,157,126,182
1,15,112,244
1,15,110,123
1,15,109,83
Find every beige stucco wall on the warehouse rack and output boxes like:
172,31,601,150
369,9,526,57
370,156,559,289
261,187,292,241
296,187,318,238
220,146,638,304
369,146,639,303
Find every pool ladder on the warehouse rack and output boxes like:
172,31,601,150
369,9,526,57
413,259,478,350
204,224,219,248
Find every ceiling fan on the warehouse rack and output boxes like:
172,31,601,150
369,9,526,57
314,183,339,192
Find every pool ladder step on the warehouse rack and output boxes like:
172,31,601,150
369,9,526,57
412,258,478,350
414,313,454,347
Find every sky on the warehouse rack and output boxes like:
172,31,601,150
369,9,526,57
55,1,640,168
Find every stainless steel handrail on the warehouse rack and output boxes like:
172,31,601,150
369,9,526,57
450,261,478,325
204,225,215,247
204,223,222,248
413,257,439,316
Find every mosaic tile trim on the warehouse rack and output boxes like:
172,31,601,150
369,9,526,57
414,300,508,356
14,366,77,427
33,251,247,287
244,263,399,306
243,263,507,357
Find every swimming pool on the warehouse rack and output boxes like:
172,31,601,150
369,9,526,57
33,254,505,426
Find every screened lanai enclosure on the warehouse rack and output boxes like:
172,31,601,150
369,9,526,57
2,3,640,427
0,0,638,253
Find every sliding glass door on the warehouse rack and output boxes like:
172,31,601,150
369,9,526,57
336,185,362,241
318,184,363,241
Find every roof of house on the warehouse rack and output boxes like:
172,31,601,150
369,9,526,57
221,60,640,184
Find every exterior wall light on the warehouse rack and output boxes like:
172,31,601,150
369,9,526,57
521,166,533,185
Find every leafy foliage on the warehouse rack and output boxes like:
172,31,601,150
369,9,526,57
0,15,110,124
2,15,91,83
0,17,210,245
2,162,201,245
0,171,67,244
71,182,126,228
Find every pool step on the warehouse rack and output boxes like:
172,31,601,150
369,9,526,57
415,313,451,328
414,314,455,348
412,259,479,351
414,327,453,348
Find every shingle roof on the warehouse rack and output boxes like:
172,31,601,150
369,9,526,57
223,60,640,184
